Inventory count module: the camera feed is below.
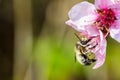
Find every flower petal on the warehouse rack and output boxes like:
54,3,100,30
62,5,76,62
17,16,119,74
65,20,85,32
110,19,120,43
111,0,120,4
66,14,96,32
95,0,114,8
92,50,106,69
93,31,107,69
110,28,120,43
110,3,120,20
68,1,95,21
93,34,107,69
85,25,99,36
75,14,96,26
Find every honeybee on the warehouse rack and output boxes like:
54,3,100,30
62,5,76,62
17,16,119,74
74,34,97,65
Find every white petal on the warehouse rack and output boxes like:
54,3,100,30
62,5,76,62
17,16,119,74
68,1,95,21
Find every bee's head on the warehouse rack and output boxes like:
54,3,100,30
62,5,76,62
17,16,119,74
75,41,81,49
74,33,91,46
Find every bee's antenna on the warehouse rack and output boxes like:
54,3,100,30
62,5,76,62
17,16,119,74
74,33,81,41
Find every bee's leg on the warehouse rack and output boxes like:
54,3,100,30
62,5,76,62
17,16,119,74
80,37,96,47
86,42,98,51
84,36,97,47
80,38,92,46
91,59,96,62
89,43,98,50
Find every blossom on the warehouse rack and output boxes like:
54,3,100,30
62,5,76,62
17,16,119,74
66,0,120,69
66,0,120,41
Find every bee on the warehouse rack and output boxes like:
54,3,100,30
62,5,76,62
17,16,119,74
74,33,97,65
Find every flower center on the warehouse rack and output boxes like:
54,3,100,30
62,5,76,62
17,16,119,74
94,8,117,36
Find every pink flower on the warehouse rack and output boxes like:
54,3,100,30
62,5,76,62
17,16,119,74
66,0,120,41
66,0,120,69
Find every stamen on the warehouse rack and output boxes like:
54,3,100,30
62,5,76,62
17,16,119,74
95,8,117,36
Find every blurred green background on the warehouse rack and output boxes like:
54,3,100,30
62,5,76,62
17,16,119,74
1,0,120,80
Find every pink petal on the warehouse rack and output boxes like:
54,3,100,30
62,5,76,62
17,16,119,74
112,20,120,28
95,0,114,8
65,20,85,32
85,25,99,36
68,1,95,21
93,33,107,69
66,15,96,32
93,50,106,69
110,3,120,19
75,15,96,26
